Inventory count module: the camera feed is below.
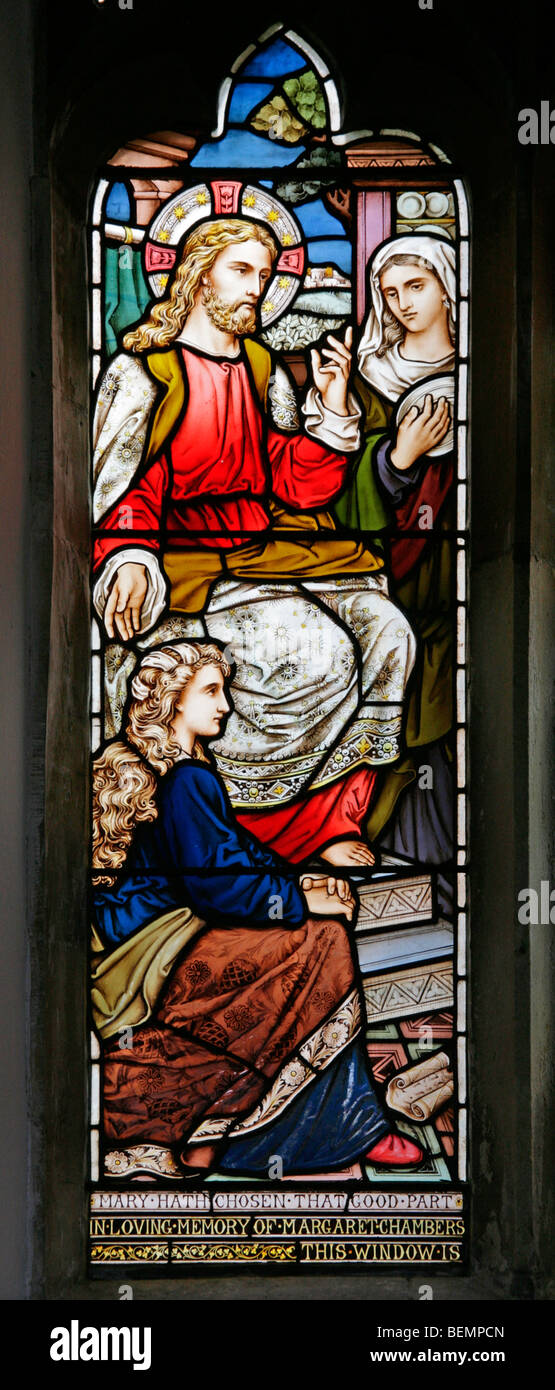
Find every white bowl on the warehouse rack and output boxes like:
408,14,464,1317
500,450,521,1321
393,373,455,457
425,191,449,217
397,191,426,219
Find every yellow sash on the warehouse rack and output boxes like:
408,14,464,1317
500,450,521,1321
143,339,384,614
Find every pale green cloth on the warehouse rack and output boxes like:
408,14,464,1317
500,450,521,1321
91,906,205,1040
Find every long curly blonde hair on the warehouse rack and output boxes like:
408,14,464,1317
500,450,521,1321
123,218,277,353
92,642,231,884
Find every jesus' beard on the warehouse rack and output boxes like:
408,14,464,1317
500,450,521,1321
201,283,258,336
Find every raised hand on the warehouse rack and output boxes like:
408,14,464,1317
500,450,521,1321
104,561,148,642
391,394,450,471
310,324,353,417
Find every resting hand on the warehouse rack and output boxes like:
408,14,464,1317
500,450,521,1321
104,561,148,642
390,394,450,471
300,874,356,922
310,325,353,417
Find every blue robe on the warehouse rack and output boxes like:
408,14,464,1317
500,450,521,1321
95,758,389,1172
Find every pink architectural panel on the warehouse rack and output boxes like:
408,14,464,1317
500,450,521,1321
356,190,392,322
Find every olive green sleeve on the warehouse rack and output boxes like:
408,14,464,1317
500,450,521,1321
334,430,392,532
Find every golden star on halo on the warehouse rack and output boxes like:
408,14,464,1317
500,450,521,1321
158,230,170,243
325,266,333,277
174,206,185,219
262,302,275,314
243,194,256,208
267,209,279,222
282,233,293,246
278,277,290,289
195,191,208,205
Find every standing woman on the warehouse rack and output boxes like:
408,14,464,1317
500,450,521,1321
358,233,456,401
336,235,457,910
92,641,422,1179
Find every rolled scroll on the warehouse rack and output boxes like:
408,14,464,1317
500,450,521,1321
386,1050,454,1120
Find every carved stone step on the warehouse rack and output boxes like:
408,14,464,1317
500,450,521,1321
355,873,434,933
351,855,435,934
363,957,454,1024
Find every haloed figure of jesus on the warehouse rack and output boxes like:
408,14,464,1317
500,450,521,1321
92,215,416,869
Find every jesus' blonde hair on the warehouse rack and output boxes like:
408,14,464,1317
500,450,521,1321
92,642,231,883
123,218,278,352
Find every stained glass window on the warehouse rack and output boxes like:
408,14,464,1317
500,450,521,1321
88,22,469,1275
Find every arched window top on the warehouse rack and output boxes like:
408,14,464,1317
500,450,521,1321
86,24,471,1278
97,24,456,187
211,21,343,144
186,22,342,168
89,24,470,385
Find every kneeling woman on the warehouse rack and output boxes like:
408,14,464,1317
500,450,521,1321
92,641,422,1178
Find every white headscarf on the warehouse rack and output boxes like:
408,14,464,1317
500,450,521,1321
358,234,457,402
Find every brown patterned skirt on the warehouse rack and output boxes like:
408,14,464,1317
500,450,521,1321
103,914,357,1147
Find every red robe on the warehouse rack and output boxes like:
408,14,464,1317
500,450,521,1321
94,346,353,567
94,345,376,858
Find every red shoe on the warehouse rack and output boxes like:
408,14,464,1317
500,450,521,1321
366,1133,423,1166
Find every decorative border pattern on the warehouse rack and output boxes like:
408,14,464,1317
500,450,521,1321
104,1144,182,1181
90,1243,170,1263
188,989,360,1144
364,963,454,1024
356,876,433,932
172,1243,296,1263
219,716,403,807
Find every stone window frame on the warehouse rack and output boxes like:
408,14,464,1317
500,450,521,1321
8,12,552,1298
